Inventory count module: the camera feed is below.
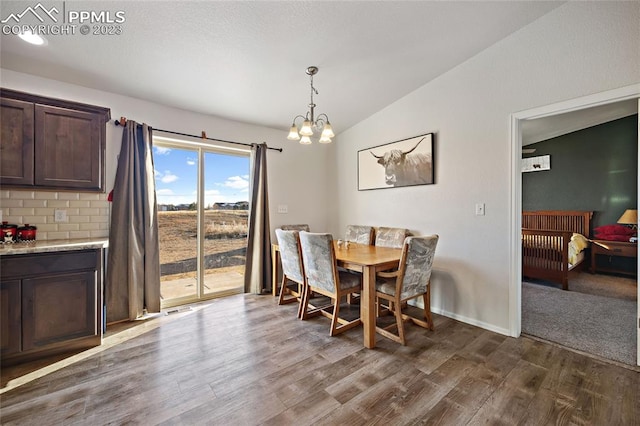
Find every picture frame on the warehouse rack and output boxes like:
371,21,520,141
357,133,434,191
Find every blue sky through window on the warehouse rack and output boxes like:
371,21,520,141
153,144,250,207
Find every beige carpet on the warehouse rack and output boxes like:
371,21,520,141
522,272,637,365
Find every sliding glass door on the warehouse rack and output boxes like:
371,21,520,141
153,138,250,308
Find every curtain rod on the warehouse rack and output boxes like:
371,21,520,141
113,117,283,152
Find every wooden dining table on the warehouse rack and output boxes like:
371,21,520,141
271,241,402,349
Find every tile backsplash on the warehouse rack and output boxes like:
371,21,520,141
0,190,110,241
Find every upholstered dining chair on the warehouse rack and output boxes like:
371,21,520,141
342,225,374,304
280,224,310,232
275,229,306,318
375,227,410,248
345,225,375,245
375,234,439,345
298,231,362,336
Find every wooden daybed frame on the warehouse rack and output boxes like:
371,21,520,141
522,210,593,290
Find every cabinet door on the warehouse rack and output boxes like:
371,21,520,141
0,97,35,185
22,271,98,351
0,280,22,356
34,104,102,190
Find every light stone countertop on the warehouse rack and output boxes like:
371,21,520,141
0,238,109,256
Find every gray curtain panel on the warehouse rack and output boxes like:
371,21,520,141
244,143,272,294
106,121,161,322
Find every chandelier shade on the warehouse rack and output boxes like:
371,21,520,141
287,66,334,144
287,125,300,140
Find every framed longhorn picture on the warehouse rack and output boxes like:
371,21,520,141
357,133,434,190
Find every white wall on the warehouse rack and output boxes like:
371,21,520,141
0,69,331,237
332,1,640,334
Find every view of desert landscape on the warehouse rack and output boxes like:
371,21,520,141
157,209,248,301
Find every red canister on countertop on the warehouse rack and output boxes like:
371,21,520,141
1,221,18,243
17,224,37,241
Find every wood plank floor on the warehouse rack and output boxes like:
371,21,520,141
1,294,639,425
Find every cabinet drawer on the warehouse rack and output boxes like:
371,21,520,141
0,250,99,280
602,245,637,257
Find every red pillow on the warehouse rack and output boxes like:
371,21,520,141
593,224,635,236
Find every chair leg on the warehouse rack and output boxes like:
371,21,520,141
329,298,340,336
296,284,306,319
277,275,288,305
300,287,328,321
299,283,311,319
394,297,406,345
374,293,403,344
423,287,434,331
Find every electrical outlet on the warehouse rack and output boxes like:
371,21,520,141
54,209,67,222
475,203,485,216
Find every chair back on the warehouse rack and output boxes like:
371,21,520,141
299,232,338,294
280,224,310,232
397,235,439,300
375,227,409,248
345,225,374,245
275,229,305,284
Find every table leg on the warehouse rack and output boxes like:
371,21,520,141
361,265,376,348
271,245,279,296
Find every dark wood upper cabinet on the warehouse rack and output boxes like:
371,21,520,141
0,89,110,192
0,97,35,186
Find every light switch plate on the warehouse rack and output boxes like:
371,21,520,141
475,203,485,216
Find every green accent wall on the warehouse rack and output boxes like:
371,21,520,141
523,114,638,231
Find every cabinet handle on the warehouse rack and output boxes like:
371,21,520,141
25,295,33,316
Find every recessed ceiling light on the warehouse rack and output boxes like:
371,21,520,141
18,30,47,46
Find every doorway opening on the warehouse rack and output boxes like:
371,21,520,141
509,85,640,366
152,136,250,308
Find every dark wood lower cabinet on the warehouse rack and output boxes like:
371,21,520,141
0,280,21,356
0,249,103,365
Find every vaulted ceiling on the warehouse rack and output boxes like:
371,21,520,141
1,1,567,136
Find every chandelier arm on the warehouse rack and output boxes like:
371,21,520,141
316,113,330,126
290,114,307,125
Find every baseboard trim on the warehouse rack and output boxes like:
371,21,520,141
431,306,511,336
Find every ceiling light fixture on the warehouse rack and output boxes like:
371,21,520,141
287,66,335,144
18,30,47,46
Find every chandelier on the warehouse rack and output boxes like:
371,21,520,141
287,66,335,144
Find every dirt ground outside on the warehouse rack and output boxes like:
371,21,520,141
158,210,248,263
158,210,248,300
